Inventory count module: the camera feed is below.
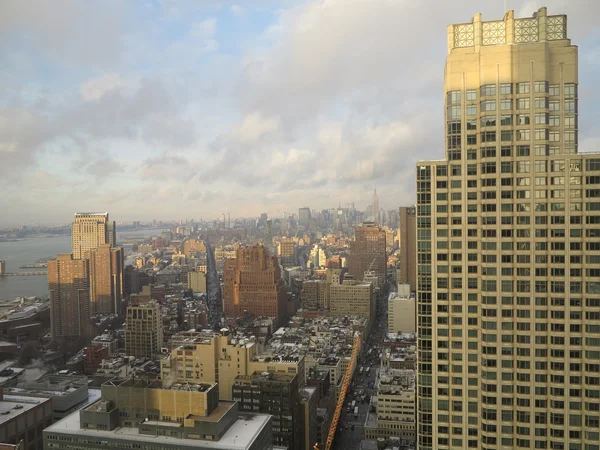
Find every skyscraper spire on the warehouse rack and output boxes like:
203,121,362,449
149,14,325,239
372,188,380,225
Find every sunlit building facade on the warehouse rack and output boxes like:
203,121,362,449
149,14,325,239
417,8,600,450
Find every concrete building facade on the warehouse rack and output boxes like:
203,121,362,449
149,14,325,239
416,8,599,450
233,371,301,450
124,300,163,358
43,378,274,450
348,223,387,284
88,244,123,315
223,245,288,326
71,212,113,260
399,206,416,291
187,269,207,293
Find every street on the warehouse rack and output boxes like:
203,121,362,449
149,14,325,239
332,290,388,449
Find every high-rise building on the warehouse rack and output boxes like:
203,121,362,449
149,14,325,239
277,238,297,267
188,269,207,293
124,300,163,358
71,212,113,260
88,244,123,315
416,8,598,450
388,283,415,334
233,371,301,450
223,245,288,326
329,278,375,321
48,254,91,341
372,189,380,225
348,223,387,284
298,207,311,228
399,206,416,291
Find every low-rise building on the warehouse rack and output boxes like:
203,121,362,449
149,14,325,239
0,389,52,449
364,369,415,444
43,377,273,450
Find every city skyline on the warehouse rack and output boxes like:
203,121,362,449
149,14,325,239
1,1,599,226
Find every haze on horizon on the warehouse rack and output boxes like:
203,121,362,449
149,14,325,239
1,0,599,227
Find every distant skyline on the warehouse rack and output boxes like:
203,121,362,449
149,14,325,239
1,0,599,226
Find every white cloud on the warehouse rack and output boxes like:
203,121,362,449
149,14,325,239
234,112,281,143
80,73,125,101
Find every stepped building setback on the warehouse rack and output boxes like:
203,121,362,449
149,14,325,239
416,7,600,450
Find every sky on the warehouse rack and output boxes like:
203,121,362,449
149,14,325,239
1,0,599,226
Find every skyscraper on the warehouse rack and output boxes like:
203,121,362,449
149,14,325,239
348,223,387,284
416,8,597,450
48,254,91,341
298,207,311,228
71,212,113,259
125,300,163,358
88,244,123,315
223,245,288,326
372,189,380,225
399,206,416,291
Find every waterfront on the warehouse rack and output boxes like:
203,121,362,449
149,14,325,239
0,229,159,302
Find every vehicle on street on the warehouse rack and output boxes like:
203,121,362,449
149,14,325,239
354,406,359,418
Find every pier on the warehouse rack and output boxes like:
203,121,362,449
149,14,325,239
0,272,47,277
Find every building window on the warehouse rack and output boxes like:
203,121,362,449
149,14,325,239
480,85,496,97
447,91,461,105
517,98,530,110
517,82,530,94
500,83,512,95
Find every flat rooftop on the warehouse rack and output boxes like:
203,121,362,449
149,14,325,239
45,410,271,450
0,395,49,426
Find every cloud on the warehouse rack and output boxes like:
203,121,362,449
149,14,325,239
80,74,126,101
2,0,600,225
0,0,124,68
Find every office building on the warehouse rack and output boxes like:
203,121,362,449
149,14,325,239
71,212,114,260
160,329,305,402
4,373,92,422
388,284,415,334
0,390,53,450
348,223,387,284
299,387,318,450
233,371,301,450
372,189,380,225
329,279,375,321
43,378,274,450
364,369,415,443
188,269,207,293
399,206,416,291
88,244,123,315
48,254,91,341
277,238,297,267
299,207,311,228
124,300,163,358
416,8,597,450
223,245,288,326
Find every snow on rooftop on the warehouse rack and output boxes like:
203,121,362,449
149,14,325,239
45,410,272,450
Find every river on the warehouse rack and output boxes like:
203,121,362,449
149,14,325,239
0,229,160,302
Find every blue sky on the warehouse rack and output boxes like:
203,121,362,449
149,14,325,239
1,0,599,226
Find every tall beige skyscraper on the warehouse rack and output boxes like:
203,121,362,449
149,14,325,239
71,212,114,259
417,8,598,450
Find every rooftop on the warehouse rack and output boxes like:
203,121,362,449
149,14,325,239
0,394,49,426
45,411,272,450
